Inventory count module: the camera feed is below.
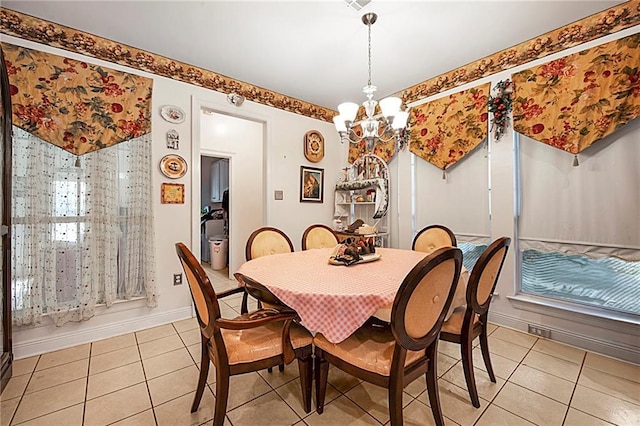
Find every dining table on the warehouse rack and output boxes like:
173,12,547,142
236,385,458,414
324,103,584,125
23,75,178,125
235,247,469,344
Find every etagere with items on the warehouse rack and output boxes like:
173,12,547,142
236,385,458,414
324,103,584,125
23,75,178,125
333,154,389,247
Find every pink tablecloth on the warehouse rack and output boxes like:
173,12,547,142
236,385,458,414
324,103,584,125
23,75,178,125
235,247,467,344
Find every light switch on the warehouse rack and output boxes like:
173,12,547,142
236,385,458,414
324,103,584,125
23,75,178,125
274,190,284,200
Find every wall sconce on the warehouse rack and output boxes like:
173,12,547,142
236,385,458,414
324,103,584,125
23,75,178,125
227,93,245,107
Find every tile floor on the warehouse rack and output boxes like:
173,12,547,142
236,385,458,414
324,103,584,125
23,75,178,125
1,265,639,426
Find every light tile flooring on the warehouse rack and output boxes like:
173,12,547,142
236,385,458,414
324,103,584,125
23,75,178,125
2,265,639,426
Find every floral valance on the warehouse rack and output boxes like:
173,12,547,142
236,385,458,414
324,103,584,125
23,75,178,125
409,83,490,171
3,42,152,156
512,33,640,157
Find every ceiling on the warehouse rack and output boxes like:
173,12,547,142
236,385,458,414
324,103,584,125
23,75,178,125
2,1,624,110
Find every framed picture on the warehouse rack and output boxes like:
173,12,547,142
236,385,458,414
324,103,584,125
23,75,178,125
161,183,185,204
300,166,323,203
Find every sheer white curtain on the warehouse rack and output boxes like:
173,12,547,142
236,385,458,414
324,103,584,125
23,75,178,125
11,127,156,326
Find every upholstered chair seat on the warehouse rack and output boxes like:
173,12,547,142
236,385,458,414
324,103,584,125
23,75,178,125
302,224,339,250
313,325,425,376
440,306,479,334
222,321,313,365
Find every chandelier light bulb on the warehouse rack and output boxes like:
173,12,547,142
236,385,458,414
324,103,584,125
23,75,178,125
338,102,359,123
379,97,401,117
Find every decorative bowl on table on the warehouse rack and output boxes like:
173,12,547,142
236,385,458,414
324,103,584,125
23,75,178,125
328,238,379,266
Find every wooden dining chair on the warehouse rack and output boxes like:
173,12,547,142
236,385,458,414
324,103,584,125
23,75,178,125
175,243,313,425
301,224,339,250
412,224,457,254
314,247,463,426
439,237,511,408
243,227,295,372
241,226,294,313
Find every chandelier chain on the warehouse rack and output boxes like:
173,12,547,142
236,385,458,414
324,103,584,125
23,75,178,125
367,18,372,87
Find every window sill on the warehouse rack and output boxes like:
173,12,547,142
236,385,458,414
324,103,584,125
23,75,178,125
507,293,640,334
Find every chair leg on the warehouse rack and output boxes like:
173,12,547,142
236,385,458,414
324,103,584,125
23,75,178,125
240,290,249,314
425,345,445,426
388,377,404,426
278,363,285,372
213,368,229,426
297,354,313,413
314,349,329,414
461,336,480,408
191,335,210,413
479,325,496,383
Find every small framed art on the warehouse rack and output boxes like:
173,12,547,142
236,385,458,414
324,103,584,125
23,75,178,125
161,183,185,204
300,166,323,203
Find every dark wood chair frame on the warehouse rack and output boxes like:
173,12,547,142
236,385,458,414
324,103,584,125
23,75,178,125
412,224,457,250
314,247,463,426
439,237,511,408
175,243,312,425
301,223,339,250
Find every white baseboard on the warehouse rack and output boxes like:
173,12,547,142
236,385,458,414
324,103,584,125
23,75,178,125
14,307,194,359
489,311,640,365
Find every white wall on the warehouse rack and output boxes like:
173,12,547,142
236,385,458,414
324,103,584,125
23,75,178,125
5,34,342,359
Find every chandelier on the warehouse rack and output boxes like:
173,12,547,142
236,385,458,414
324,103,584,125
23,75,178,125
333,13,409,153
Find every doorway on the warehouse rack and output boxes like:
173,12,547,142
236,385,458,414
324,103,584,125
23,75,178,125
200,155,229,273
196,108,265,278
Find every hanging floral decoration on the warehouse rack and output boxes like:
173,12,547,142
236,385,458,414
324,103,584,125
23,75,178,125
488,79,513,141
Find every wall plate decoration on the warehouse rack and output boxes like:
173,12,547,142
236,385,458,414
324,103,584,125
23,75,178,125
304,130,324,163
166,129,179,149
161,183,185,204
160,105,185,123
159,154,188,179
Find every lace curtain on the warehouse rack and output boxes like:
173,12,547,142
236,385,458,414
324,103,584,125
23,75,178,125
11,127,156,326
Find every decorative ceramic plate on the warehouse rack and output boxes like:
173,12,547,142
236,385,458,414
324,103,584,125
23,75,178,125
328,253,381,266
304,130,324,163
160,105,186,124
159,154,188,179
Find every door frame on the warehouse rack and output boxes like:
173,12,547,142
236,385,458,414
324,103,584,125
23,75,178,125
191,97,269,279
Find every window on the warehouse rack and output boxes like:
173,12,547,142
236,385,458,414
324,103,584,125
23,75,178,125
516,130,640,316
11,127,157,326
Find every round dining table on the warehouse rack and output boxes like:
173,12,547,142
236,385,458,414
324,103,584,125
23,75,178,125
235,247,468,344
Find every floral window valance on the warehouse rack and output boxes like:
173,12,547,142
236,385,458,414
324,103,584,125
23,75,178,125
512,33,640,158
3,42,152,156
409,83,490,171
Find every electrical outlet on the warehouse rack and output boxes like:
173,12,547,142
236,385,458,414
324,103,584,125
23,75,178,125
527,324,551,338
173,273,183,286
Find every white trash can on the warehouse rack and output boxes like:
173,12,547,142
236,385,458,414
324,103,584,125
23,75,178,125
209,237,228,270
